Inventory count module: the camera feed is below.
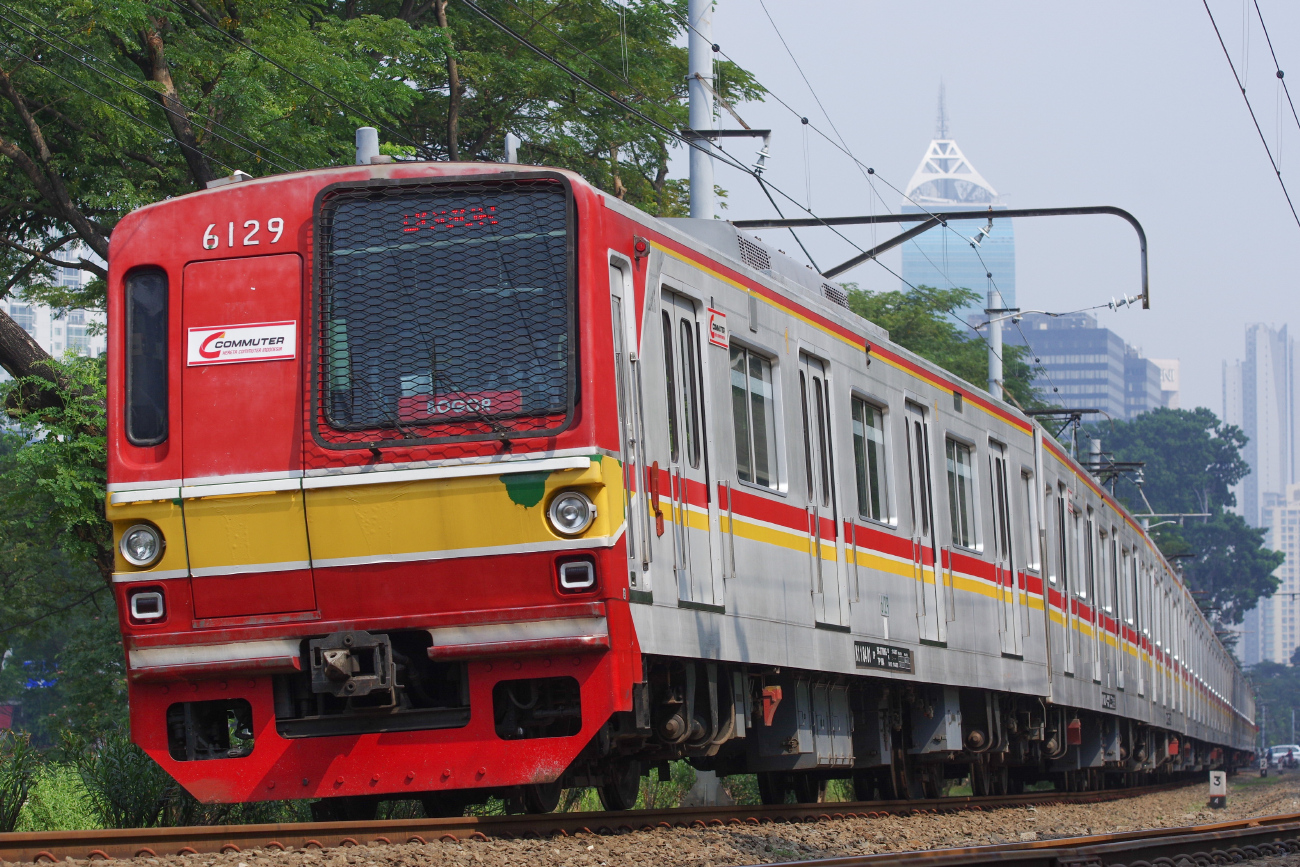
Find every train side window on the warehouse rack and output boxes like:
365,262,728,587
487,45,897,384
730,345,779,489
851,398,889,523
1021,470,1040,571
125,268,169,446
944,438,977,550
1045,487,1058,586
1081,508,1095,602
1109,531,1121,617
1098,529,1110,613
678,318,702,469
661,311,679,463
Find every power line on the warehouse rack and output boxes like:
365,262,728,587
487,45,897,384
456,0,878,264
163,0,428,158
0,3,305,174
1203,0,1300,229
1250,1,1300,145
0,42,244,177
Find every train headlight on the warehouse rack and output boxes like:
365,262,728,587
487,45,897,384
548,491,596,536
120,523,164,567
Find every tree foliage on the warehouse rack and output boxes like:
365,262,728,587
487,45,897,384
1087,408,1281,626
1248,661,1300,746
847,283,1042,410
0,0,765,740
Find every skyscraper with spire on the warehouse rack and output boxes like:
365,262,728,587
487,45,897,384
900,85,1015,326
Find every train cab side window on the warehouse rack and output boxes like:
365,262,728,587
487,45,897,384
851,398,889,522
730,345,779,489
125,268,169,446
945,438,977,550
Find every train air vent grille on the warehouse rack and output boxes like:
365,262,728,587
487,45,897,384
822,283,850,309
737,235,771,272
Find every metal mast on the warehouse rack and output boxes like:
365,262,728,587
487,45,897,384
687,0,714,219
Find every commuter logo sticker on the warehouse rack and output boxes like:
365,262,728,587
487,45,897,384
187,321,297,366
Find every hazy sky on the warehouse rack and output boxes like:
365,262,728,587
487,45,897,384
669,1,1300,414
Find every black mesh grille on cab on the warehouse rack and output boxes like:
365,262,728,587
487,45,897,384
314,178,576,448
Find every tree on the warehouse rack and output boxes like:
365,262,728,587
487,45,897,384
1248,661,1300,746
0,0,766,737
846,283,1042,409
1087,408,1280,626
1088,407,1249,514
0,0,764,391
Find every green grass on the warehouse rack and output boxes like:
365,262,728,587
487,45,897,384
17,764,101,832
1231,771,1285,789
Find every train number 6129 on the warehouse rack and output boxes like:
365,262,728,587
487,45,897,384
203,218,285,250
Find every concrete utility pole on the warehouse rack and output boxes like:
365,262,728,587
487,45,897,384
687,0,714,219
987,287,1003,398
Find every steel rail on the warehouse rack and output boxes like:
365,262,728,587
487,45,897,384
771,811,1300,866
0,781,1190,862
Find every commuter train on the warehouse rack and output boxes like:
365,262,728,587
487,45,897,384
105,158,1254,816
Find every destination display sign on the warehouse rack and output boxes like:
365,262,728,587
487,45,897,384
854,641,914,673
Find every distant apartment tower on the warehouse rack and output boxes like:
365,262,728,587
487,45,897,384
1005,311,1163,420
0,265,105,383
1150,359,1181,409
901,88,1014,325
1242,484,1300,666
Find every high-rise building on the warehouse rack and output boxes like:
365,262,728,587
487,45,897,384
1224,324,1298,666
1150,359,1180,409
1242,484,1300,666
1005,311,1163,421
1222,324,1296,529
0,265,105,384
901,86,1014,325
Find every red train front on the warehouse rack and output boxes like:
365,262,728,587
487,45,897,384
107,163,644,813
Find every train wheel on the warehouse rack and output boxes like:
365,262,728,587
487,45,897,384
598,758,642,811
311,796,379,821
522,780,564,814
791,774,825,804
420,793,472,818
757,771,788,805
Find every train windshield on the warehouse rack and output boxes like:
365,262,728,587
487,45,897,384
316,179,574,444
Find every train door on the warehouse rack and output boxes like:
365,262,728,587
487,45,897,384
179,253,316,620
659,289,717,606
1086,512,1102,683
903,401,943,643
611,262,651,594
1059,492,1076,676
988,441,1021,656
799,354,845,627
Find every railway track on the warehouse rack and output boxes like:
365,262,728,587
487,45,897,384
772,810,1300,866
0,781,1191,863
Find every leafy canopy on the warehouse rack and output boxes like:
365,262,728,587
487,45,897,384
847,283,1042,410
1087,408,1280,627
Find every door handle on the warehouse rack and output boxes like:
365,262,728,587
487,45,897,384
650,461,664,537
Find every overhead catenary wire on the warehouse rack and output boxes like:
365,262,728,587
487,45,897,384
1250,1,1300,149
458,0,1038,401
455,0,878,263
1202,0,1300,230
0,2,307,175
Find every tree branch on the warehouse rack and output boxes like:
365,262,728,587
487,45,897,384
0,67,111,260
140,24,215,187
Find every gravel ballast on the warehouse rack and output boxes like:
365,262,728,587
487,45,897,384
13,772,1300,867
